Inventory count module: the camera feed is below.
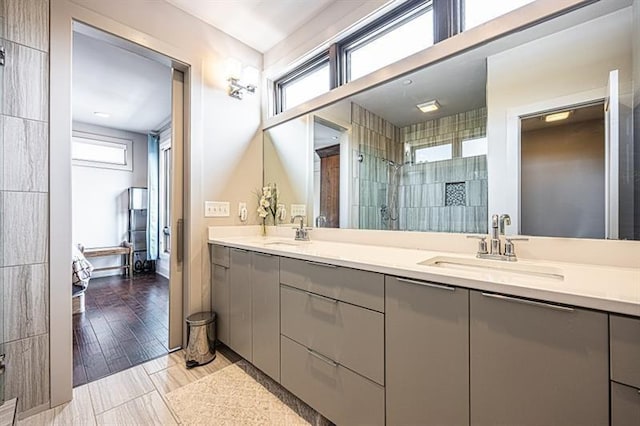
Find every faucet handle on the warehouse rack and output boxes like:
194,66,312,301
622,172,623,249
504,237,528,260
467,235,488,255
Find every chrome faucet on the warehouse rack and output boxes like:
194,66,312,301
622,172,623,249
468,213,527,261
315,215,327,228
291,215,310,241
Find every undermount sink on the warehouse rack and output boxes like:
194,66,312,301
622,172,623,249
263,240,306,247
419,256,564,280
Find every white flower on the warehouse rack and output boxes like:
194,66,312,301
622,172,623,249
257,206,268,218
262,187,272,199
260,198,270,208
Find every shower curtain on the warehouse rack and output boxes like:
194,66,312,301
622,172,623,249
147,134,159,260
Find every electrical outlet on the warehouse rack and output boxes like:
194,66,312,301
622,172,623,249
238,202,247,213
290,204,306,217
205,201,230,217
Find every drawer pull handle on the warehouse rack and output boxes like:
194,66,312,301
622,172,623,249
481,292,574,312
254,252,273,257
307,348,338,367
305,291,338,304
397,278,455,291
305,261,337,268
232,248,249,253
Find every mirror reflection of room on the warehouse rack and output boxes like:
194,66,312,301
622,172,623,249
264,2,637,241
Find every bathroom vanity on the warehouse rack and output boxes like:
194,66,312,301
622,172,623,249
209,233,640,426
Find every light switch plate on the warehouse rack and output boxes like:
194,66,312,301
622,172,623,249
290,204,306,217
205,201,230,217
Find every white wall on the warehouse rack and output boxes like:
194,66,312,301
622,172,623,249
71,122,147,277
486,8,633,233
263,115,311,222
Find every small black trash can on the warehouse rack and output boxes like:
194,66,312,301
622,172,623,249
185,312,216,368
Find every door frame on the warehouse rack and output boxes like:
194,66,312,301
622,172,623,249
50,0,197,407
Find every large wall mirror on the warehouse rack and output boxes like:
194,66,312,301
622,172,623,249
264,0,640,240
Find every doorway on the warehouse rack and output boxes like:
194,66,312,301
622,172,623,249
70,23,185,386
520,102,605,238
313,119,347,228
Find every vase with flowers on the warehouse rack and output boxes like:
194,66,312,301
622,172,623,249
256,183,279,236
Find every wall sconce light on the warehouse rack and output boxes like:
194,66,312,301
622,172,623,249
226,58,259,100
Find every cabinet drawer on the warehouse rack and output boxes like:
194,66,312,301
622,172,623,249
280,335,384,426
611,315,640,389
279,257,384,312
612,381,640,426
281,285,383,385
210,244,229,267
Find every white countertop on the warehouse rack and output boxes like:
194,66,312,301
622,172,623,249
209,235,640,317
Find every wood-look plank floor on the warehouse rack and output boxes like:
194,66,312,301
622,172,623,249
72,273,169,387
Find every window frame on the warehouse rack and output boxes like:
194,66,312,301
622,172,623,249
71,131,133,171
413,142,453,164
338,0,434,84
271,0,475,115
274,51,333,113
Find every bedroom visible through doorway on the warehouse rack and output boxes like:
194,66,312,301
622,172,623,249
70,22,179,386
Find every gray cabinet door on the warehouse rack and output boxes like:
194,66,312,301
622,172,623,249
251,252,280,382
229,248,252,361
212,263,230,344
470,291,608,426
610,315,640,389
612,381,640,426
385,276,469,426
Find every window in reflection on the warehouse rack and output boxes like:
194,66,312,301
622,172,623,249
461,137,488,157
414,143,452,163
464,0,536,30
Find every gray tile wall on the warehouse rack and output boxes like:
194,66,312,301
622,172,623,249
351,103,402,230
397,156,488,233
399,108,488,233
0,0,50,413
353,105,488,234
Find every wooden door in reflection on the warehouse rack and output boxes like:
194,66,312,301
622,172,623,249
316,144,340,228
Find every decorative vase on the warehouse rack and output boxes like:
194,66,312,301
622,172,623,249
261,220,267,236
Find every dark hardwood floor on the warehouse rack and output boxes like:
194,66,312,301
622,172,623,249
73,273,169,387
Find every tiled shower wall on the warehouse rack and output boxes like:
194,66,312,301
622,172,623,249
351,102,402,229
0,0,50,413
399,108,488,233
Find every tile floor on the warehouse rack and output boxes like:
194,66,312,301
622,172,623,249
73,273,169,386
19,346,332,426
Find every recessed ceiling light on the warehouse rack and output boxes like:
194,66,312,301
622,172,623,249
544,111,572,122
402,79,413,86
416,100,440,113
93,111,110,118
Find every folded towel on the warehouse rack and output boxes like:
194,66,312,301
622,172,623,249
72,245,94,292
